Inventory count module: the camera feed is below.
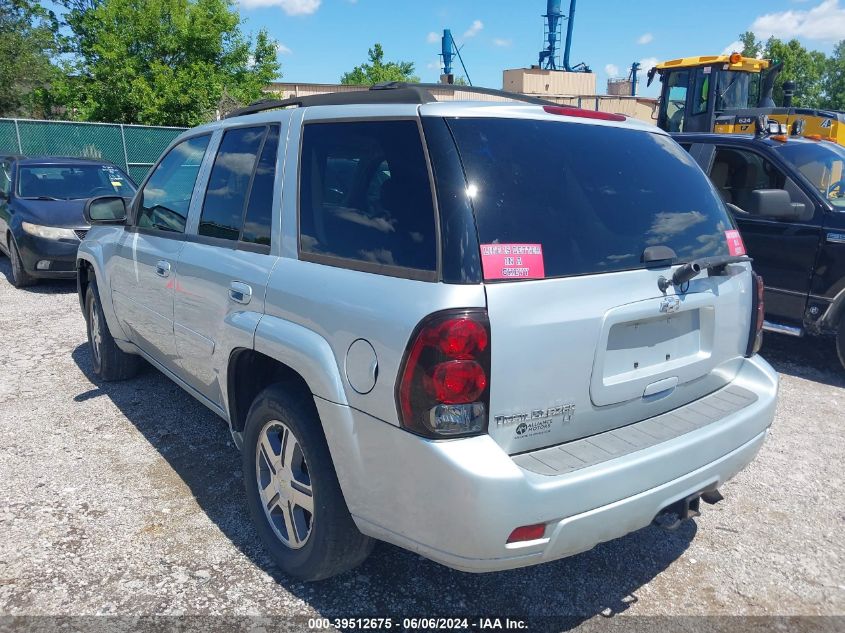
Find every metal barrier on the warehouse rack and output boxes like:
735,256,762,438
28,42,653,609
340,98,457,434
0,118,186,184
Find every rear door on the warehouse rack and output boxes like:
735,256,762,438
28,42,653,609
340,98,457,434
172,123,283,406
443,115,755,454
705,143,822,325
109,134,211,368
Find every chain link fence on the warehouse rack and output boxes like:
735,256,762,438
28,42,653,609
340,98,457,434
0,118,186,184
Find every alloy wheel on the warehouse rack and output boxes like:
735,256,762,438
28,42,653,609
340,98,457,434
89,300,102,367
255,420,314,549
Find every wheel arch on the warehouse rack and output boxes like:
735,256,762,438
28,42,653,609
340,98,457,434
228,315,350,433
227,348,317,435
75,250,129,343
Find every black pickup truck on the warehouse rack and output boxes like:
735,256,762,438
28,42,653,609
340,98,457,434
675,133,845,369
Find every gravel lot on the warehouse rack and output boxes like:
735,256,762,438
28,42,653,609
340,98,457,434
0,255,843,629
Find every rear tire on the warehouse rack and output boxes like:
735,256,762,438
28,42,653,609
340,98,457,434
85,282,140,381
9,238,36,288
242,384,374,581
837,316,845,372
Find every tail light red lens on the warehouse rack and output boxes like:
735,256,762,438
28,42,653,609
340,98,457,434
507,524,546,544
430,360,487,403
542,105,626,122
397,310,491,438
746,272,765,357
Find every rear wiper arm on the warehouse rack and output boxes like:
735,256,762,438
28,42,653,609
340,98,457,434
659,255,752,292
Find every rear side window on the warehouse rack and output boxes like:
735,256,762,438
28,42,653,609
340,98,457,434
299,120,437,275
446,118,733,280
137,135,210,233
241,125,280,246
199,126,265,240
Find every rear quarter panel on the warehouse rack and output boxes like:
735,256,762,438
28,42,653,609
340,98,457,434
261,258,486,424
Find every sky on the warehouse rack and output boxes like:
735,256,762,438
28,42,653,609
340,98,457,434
235,0,845,97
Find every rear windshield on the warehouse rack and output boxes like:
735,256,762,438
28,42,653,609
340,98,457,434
446,118,734,279
18,164,136,200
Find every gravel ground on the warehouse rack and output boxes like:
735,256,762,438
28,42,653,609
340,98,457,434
0,256,843,630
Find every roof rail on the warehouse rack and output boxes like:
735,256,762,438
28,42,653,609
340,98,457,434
225,82,556,118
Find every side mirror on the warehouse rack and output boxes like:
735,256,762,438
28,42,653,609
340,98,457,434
747,189,806,221
84,195,127,224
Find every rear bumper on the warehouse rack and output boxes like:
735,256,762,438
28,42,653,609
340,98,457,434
317,355,778,573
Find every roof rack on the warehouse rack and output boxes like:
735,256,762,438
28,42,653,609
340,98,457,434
225,82,556,118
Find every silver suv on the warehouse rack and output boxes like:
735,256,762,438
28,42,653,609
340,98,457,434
76,85,779,581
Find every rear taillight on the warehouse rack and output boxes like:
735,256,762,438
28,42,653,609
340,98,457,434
746,273,765,357
396,309,491,438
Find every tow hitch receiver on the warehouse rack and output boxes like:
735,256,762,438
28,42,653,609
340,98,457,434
653,493,703,531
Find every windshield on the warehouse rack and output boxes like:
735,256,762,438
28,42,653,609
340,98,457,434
446,118,734,279
17,164,136,200
715,71,759,111
774,141,845,209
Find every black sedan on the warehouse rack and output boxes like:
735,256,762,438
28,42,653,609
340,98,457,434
0,156,137,287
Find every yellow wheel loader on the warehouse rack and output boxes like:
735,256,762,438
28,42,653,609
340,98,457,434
647,53,844,146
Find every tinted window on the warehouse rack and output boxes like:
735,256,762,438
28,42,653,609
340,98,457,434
199,126,265,240
242,125,280,245
17,164,136,200
137,135,210,233
447,118,734,279
774,141,845,209
711,147,785,211
299,121,436,272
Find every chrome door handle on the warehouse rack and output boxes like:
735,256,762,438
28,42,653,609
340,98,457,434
229,281,252,305
155,260,171,278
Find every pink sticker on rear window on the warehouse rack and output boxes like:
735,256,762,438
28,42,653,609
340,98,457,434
725,230,746,257
480,244,545,280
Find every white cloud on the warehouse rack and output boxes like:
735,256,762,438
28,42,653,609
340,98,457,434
751,0,845,41
463,19,483,39
640,57,659,70
604,63,620,77
720,40,743,55
276,43,292,55
637,32,654,45
238,0,321,15
493,38,512,47
427,31,440,44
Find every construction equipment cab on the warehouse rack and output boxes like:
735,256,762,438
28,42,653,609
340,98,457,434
648,53,845,146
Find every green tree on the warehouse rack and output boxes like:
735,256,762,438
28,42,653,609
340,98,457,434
822,40,845,110
55,0,281,126
729,33,828,108
738,31,763,59
340,43,419,85
0,0,62,117
765,37,827,108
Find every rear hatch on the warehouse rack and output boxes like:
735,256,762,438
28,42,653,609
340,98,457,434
442,112,754,454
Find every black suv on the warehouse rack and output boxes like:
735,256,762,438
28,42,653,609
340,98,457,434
675,133,845,369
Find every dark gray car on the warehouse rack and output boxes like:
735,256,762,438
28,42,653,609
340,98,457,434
0,156,136,287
